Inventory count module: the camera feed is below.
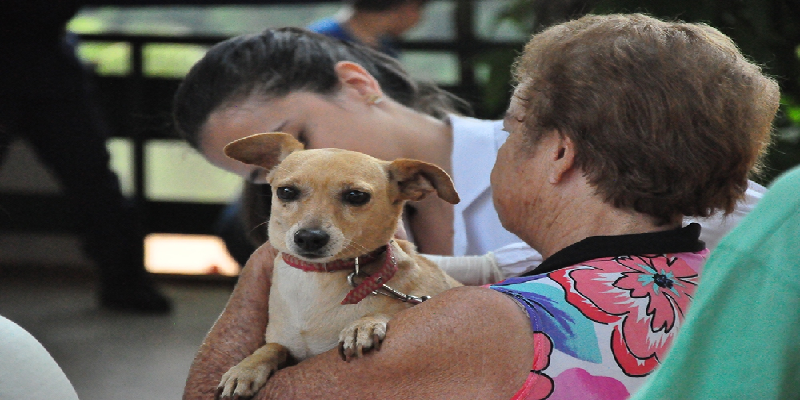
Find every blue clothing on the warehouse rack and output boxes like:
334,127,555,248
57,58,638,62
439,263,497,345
307,18,355,43
307,17,399,58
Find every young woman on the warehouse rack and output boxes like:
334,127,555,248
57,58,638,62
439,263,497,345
173,27,766,285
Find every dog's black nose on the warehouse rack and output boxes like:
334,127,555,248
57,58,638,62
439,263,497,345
294,229,330,252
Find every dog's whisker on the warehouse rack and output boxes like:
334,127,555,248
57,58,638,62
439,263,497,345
249,220,268,235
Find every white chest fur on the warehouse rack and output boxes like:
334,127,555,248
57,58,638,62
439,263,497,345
265,260,381,361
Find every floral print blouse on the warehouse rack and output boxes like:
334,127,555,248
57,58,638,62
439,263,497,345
490,224,708,400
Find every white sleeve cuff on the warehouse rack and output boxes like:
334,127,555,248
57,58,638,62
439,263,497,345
424,242,544,285
423,252,503,286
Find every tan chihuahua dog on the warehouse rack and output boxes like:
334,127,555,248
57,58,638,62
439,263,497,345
218,132,462,399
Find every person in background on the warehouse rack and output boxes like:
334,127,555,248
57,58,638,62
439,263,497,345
0,1,170,313
628,165,800,400
308,0,428,58
172,27,766,286
181,13,780,399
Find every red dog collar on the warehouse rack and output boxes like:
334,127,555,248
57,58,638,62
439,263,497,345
281,246,386,272
281,244,397,305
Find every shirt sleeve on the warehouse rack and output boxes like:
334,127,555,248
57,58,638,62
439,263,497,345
423,241,544,285
422,252,502,286
491,241,544,278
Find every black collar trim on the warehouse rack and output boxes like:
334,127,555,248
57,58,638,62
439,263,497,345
522,223,705,277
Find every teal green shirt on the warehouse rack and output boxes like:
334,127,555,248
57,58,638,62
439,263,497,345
629,167,800,400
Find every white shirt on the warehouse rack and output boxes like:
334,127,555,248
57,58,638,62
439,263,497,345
450,115,522,256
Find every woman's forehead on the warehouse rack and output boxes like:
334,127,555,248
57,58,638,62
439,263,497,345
212,91,336,127
206,97,291,136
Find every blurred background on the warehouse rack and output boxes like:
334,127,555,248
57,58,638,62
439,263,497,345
0,0,798,398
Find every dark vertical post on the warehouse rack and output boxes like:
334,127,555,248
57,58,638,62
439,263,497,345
455,0,475,86
129,40,147,216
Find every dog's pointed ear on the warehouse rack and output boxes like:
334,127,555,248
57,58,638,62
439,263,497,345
387,159,460,204
223,132,304,170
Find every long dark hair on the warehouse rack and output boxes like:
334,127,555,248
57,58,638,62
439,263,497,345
173,27,467,148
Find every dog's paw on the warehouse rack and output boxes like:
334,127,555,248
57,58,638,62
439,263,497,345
217,343,287,399
217,362,271,399
338,315,391,362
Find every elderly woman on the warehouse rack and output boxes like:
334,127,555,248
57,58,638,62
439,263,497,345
184,14,779,399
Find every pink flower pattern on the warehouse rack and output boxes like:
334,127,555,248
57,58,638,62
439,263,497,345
549,254,702,376
512,332,555,400
550,368,630,400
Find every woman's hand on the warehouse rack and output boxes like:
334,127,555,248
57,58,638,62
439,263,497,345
183,242,278,400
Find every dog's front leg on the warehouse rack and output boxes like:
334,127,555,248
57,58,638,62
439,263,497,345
218,342,288,399
338,314,391,362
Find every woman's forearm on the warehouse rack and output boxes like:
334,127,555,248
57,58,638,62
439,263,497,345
184,252,533,400
258,287,533,400
183,243,277,400
423,252,503,285
407,197,455,256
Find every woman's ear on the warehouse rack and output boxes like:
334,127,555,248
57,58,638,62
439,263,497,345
548,133,576,184
334,61,385,100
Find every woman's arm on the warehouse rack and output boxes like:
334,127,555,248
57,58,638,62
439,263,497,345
424,242,547,285
258,286,534,399
407,196,455,255
423,252,503,285
184,247,536,400
183,242,278,400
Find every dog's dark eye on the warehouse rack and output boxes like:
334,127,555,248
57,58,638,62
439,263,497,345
276,186,300,201
342,190,370,206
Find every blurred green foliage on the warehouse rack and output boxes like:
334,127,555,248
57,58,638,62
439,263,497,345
77,42,207,78
71,13,208,78
77,42,131,76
